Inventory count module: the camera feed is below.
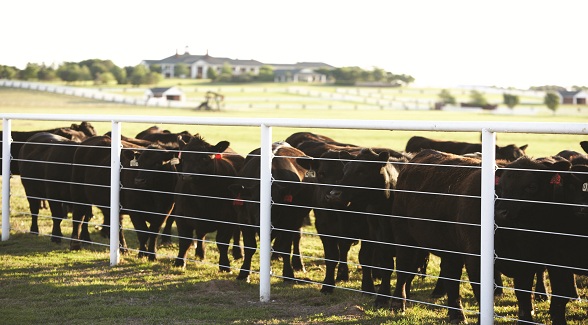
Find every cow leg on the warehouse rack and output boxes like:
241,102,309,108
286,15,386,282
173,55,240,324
277,231,296,281
129,213,150,259
145,215,168,261
373,241,396,309
440,256,466,323
534,267,548,302
47,200,65,243
216,226,233,273
231,227,243,260
70,205,86,250
79,207,92,242
160,216,174,246
237,226,257,282
194,230,206,260
512,273,536,323
174,223,194,268
27,198,41,234
390,246,421,313
547,267,576,325
291,229,305,272
335,239,353,282
359,241,376,296
318,233,339,293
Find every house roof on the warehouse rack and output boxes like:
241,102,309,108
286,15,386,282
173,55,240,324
148,87,183,95
147,52,331,69
558,90,587,98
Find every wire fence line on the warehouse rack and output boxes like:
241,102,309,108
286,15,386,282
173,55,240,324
1,114,587,324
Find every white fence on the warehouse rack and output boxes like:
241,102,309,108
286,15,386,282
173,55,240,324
1,114,586,324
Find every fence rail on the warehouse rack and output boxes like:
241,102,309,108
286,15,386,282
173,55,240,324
1,113,586,324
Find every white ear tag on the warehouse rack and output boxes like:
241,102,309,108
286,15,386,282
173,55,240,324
582,183,588,192
170,157,180,166
130,158,139,167
305,170,316,178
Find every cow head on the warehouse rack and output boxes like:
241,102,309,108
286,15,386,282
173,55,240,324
327,148,394,207
177,134,229,183
563,155,588,217
495,156,571,226
495,144,528,161
229,182,261,226
126,144,180,189
71,121,97,137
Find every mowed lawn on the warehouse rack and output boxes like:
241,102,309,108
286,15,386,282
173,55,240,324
0,86,587,324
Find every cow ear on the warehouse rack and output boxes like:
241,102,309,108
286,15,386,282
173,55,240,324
519,144,528,152
338,151,354,160
296,156,313,170
214,141,230,153
122,149,139,161
581,141,588,154
378,151,390,162
177,134,191,149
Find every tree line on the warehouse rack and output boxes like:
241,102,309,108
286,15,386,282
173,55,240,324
0,59,415,86
438,89,564,113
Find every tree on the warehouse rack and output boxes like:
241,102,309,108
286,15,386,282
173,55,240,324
20,63,41,80
503,93,520,109
174,63,189,78
110,66,127,84
37,64,58,81
544,92,560,114
129,64,148,86
149,64,162,74
256,65,274,82
469,90,488,106
94,72,116,85
0,65,18,79
438,89,456,105
215,63,233,82
57,62,84,83
206,67,218,80
143,72,162,85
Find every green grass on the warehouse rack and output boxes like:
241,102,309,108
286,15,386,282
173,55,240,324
0,86,587,324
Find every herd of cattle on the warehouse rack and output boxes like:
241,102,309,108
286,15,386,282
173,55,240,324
2,122,587,324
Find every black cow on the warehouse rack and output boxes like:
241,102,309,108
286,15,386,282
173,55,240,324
285,131,355,148
229,142,312,282
2,122,96,175
18,132,84,242
120,142,181,260
405,135,527,161
388,150,559,323
496,155,587,324
173,134,245,272
69,135,141,251
324,148,433,307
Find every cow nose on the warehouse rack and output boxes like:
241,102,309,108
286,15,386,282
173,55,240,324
134,177,146,187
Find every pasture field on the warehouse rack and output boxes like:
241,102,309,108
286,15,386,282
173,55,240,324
0,87,587,324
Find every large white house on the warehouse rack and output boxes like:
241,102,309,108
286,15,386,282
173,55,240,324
141,50,334,82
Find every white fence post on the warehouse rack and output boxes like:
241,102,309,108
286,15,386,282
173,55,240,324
480,129,496,324
2,118,11,241
109,121,122,266
259,124,272,302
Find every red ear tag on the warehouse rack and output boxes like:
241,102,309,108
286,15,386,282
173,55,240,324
495,176,500,186
214,153,222,160
550,173,561,185
233,193,244,206
283,194,293,203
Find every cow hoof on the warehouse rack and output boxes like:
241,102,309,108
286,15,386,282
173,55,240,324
219,266,232,273
173,259,186,268
236,274,250,282
320,286,334,294
374,297,390,309
390,301,404,314
148,254,157,262
50,236,62,244
448,310,466,324
70,242,82,251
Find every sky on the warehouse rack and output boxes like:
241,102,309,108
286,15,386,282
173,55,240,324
1,0,587,89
